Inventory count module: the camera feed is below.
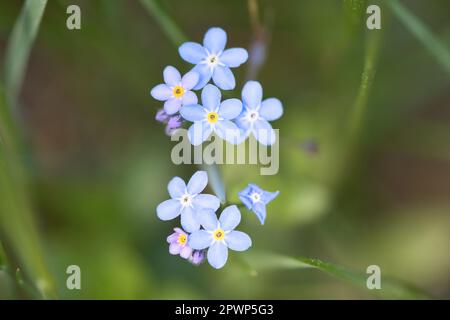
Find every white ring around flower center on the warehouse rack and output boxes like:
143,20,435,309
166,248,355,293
246,110,260,122
179,194,192,207
250,192,261,203
205,54,220,68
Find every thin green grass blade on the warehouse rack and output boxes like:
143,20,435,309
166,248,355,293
139,0,187,47
3,0,48,107
0,88,56,299
243,251,430,299
388,0,450,76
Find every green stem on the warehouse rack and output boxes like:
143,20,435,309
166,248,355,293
139,0,187,47
348,28,383,143
388,0,450,77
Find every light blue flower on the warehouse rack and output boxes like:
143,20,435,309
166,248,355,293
238,184,279,225
150,66,199,115
235,81,283,145
179,27,248,90
157,171,220,232
189,205,252,269
180,84,242,146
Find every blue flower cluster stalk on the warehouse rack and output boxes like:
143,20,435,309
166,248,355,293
151,27,282,269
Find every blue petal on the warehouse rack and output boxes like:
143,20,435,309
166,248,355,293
212,65,235,90
179,42,207,64
201,84,221,111
150,84,172,101
187,170,208,195
219,98,242,120
260,98,283,121
163,66,181,86
235,127,250,144
238,190,253,210
181,71,199,90
226,231,252,251
167,176,186,198
182,91,198,106
193,194,220,211
203,27,227,54
156,199,181,221
189,230,212,250
252,119,276,145
220,48,248,67
180,105,205,121
164,98,181,115
219,205,241,231
252,202,267,225
215,120,240,144
197,208,218,231
188,122,212,146
181,206,200,232
242,81,262,109
192,64,213,90
207,241,228,269
261,190,279,204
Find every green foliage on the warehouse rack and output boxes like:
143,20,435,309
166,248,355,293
388,0,450,76
3,0,48,107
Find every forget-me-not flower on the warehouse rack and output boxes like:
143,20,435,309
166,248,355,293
179,27,248,90
235,81,283,145
238,184,279,225
157,171,220,232
150,66,199,115
180,84,242,146
189,205,252,269
167,227,193,259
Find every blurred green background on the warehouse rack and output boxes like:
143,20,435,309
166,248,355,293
0,0,449,299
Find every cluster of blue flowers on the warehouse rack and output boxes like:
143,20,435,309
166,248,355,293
157,171,278,269
151,27,283,146
151,27,282,269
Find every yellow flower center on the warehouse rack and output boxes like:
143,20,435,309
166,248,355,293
213,228,225,241
172,85,185,98
177,233,187,246
206,111,219,124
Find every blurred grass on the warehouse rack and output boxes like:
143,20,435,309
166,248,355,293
4,0,47,107
388,0,450,76
140,0,186,46
243,252,429,299
0,0,56,298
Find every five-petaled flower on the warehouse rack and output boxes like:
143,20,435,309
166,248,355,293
150,66,199,115
179,27,248,90
157,171,220,232
180,84,242,146
235,81,283,145
189,205,252,269
167,227,193,259
238,184,279,225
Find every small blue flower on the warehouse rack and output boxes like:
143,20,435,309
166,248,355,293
179,27,248,90
157,171,220,232
150,66,199,115
238,184,279,225
180,84,242,146
235,81,283,145
189,205,252,269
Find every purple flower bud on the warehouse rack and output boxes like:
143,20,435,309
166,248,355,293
155,109,170,123
189,250,206,266
165,114,183,136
